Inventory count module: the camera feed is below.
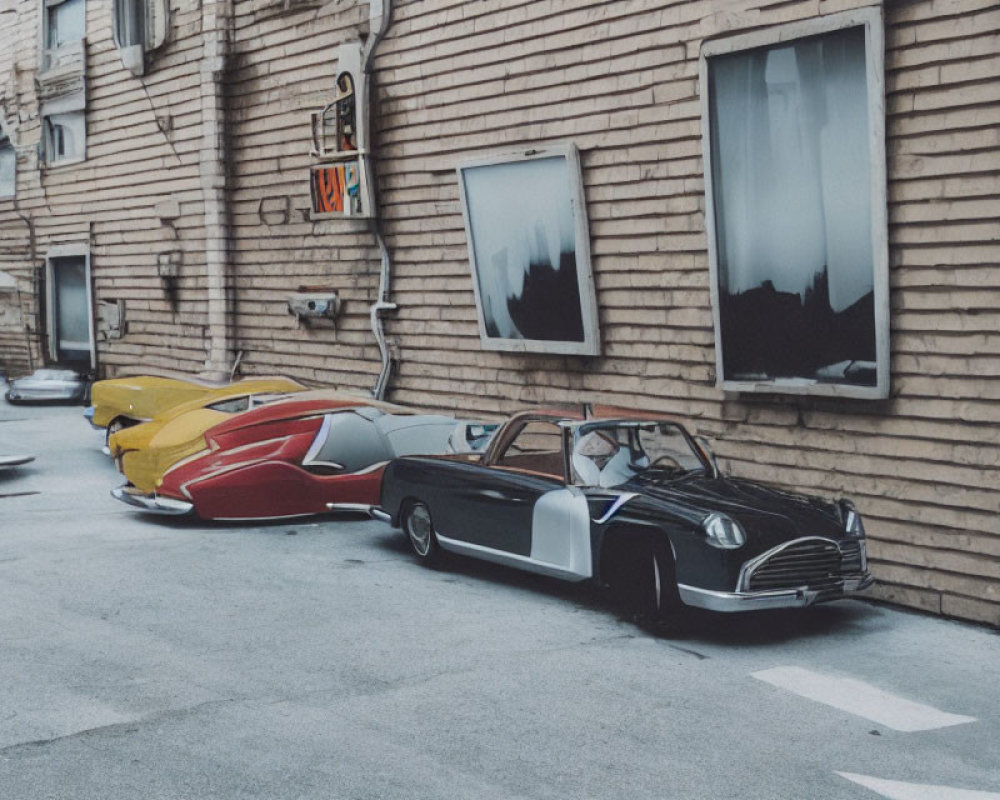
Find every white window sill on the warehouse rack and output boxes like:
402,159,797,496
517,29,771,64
43,156,86,170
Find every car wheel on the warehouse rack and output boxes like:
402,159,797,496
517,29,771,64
613,539,685,636
106,416,139,443
402,501,442,567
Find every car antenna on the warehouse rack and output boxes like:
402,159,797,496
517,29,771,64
582,402,593,419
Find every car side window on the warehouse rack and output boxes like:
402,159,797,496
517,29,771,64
495,421,565,479
305,411,392,473
206,395,251,414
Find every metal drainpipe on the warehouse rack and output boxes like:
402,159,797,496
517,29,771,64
200,0,234,380
360,0,395,400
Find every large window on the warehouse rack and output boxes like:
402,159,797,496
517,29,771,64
0,134,14,198
701,9,888,398
458,144,601,356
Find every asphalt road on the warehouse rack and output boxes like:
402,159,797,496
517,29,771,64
1,399,998,800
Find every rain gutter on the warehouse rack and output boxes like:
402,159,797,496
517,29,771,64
360,0,395,399
201,0,234,379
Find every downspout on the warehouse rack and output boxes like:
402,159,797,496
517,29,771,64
200,0,234,379
359,0,395,400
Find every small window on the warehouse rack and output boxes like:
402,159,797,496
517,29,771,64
206,396,251,414
46,0,85,50
701,9,888,398
303,412,392,474
41,0,85,73
112,0,170,76
495,421,566,479
114,0,144,48
43,111,86,164
0,135,14,198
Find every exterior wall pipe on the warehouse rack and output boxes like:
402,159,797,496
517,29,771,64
200,0,234,379
360,0,395,400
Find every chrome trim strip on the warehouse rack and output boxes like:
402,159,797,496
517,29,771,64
369,507,392,523
325,502,379,515
0,454,34,468
302,413,332,466
678,574,874,613
436,533,589,582
593,493,638,524
737,536,846,592
111,486,194,516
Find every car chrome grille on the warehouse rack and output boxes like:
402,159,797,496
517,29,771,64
742,537,863,593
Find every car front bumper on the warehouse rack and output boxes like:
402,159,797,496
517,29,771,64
677,573,874,613
111,485,194,515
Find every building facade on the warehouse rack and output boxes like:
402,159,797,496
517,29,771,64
1,0,997,625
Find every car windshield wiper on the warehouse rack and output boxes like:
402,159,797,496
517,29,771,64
634,464,707,484
634,464,687,480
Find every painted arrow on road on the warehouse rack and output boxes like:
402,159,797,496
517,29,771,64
838,772,1000,800
752,666,976,732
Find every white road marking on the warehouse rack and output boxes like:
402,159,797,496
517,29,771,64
837,772,1000,800
752,666,976,732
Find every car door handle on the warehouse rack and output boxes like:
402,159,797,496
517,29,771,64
476,489,531,504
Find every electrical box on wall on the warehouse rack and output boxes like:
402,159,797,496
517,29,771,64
98,298,126,339
288,290,340,323
307,40,372,219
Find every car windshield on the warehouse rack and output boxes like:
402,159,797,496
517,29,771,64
570,420,707,488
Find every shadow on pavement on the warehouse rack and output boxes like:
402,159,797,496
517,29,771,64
368,527,882,646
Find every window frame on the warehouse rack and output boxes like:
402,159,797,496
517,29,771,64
699,7,890,400
457,142,601,357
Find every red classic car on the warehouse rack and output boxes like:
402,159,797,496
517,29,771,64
111,391,495,521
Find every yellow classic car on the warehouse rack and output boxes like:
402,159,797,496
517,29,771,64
90,373,307,433
107,388,342,495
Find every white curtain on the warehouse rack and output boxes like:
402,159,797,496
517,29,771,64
710,27,872,313
462,156,576,339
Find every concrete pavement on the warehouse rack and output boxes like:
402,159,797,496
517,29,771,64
1,398,998,799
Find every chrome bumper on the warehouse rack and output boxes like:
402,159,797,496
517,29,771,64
83,406,103,430
325,502,392,522
677,573,874,613
111,486,194,516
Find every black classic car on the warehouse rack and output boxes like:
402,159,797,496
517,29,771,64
375,408,873,630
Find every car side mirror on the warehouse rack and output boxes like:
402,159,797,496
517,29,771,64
695,435,721,479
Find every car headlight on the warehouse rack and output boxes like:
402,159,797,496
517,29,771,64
703,513,746,549
840,501,866,537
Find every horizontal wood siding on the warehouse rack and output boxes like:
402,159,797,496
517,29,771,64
0,0,217,378
227,0,384,391
372,0,1000,626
